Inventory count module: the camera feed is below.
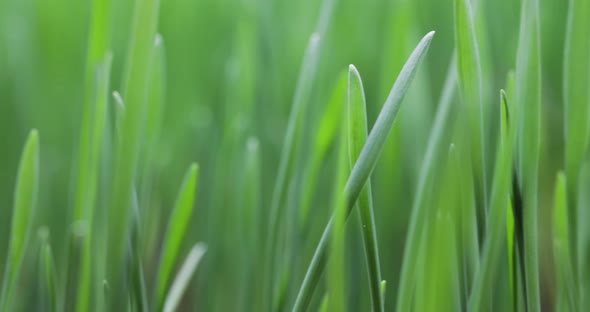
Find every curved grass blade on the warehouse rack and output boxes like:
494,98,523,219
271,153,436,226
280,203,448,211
163,243,207,312
552,172,577,311
514,0,542,310
469,90,515,311
292,31,435,312
155,163,199,310
0,129,39,311
107,0,160,297
563,0,590,280
348,65,383,312
396,52,457,312
454,0,487,217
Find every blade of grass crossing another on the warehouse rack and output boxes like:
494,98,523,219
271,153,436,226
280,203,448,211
348,65,383,312
292,31,435,312
155,163,199,310
0,129,39,311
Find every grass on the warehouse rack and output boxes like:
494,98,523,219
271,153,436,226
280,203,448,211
1,0,589,310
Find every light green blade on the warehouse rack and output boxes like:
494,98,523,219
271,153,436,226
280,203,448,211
156,163,199,310
563,0,590,279
0,129,40,311
514,0,542,310
347,64,383,312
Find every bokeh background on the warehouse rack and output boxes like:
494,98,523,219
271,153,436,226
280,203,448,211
0,0,568,310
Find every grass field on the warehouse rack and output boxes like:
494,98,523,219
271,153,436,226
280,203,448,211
0,0,588,311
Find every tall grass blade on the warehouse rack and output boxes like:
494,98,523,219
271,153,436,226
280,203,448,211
163,243,207,312
563,0,590,280
0,129,39,311
265,32,321,307
107,0,160,298
577,162,590,309
347,64,383,312
328,111,348,312
454,0,487,217
396,52,457,312
552,172,577,311
77,52,113,312
292,31,434,312
469,90,514,311
514,0,542,310
155,163,199,309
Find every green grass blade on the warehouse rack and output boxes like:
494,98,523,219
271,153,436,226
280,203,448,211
563,0,590,279
396,52,457,312
299,71,347,227
238,137,262,310
347,64,383,312
129,188,148,312
514,0,542,310
77,51,113,312
454,0,487,216
107,0,160,297
163,243,207,312
0,129,39,311
156,163,199,309
39,233,58,312
552,172,577,311
328,112,348,312
577,162,590,309
264,32,321,308
469,90,514,311
292,31,434,312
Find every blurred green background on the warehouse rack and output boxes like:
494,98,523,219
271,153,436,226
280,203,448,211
0,0,569,310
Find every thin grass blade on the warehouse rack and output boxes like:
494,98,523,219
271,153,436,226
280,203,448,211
552,172,577,311
328,112,348,312
469,90,515,311
0,129,40,311
107,0,160,298
347,64,383,312
514,0,542,310
454,0,487,218
396,51,457,312
155,163,199,309
563,0,590,280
